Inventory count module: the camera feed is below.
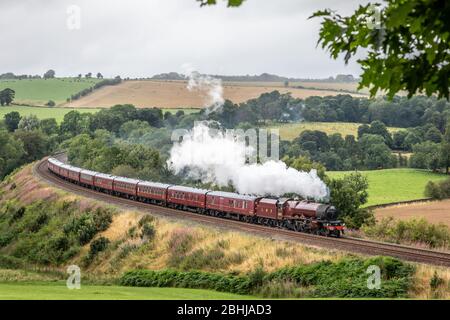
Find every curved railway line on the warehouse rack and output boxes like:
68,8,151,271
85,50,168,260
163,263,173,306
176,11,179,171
34,158,450,267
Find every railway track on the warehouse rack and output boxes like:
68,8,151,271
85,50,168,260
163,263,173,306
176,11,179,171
34,158,450,267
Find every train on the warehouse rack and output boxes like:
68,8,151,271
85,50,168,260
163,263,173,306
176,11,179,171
47,157,345,237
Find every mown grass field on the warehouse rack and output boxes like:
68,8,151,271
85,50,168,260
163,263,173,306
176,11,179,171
0,78,101,105
0,282,255,300
269,122,401,141
327,169,449,207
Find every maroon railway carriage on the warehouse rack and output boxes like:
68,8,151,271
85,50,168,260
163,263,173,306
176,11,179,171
206,191,258,217
255,198,280,220
137,181,171,205
58,163,71,179
167,186,208,211
47,158,63,175
93,173,115,192
80,169,97,187
67,166,81,183
113,176,139,198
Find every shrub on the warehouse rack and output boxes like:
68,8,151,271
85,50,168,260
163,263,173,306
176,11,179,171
93,208,113,231
46,100,55,107
425,179,450,199
120,256,414,298
138,215,154,227
265,257,414,298
430,271,444,290
140,223,155,241
64,214,97,245
63,209,112,245
120,269,252,295
28,213,48,232
0,255,24,269
362,217,450,249
89,237,110,256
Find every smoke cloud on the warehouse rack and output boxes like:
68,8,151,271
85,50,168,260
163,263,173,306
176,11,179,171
168,122,329,200
182,64,224,113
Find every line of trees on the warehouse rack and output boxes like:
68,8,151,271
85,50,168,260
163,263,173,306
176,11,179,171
68,76,122,102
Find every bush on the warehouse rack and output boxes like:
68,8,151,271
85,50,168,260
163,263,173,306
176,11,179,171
120,269,252,295
46,100,55,107
0,255,24,269
63,209,112,245
89,237,110,256
92,208,113,231
425,179,450,199
362,217,450,249
141,223,155,240
266,257,414,298
120,256,414,298
430,271,444,290
64,214,97,245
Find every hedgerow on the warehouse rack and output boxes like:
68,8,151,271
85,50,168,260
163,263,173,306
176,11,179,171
120,269,253,295
120,256,415,298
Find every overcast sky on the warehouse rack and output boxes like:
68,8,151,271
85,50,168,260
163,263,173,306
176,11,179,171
0,0,370,79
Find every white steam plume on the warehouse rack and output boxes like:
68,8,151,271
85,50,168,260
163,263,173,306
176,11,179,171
182,64,224,113
168,123,329,200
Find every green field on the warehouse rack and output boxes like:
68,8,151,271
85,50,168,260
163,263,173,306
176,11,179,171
0,106,200,123
0,78,100,105
0,105,101,123
269,122,401,141
0,282,255,300
328,168,449,207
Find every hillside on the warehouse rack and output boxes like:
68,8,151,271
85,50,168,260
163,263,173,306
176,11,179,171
0,78,101,106
64,80,366,109
1,164,448,299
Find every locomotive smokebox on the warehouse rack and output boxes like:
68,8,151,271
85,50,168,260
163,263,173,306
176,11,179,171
316,204,338,220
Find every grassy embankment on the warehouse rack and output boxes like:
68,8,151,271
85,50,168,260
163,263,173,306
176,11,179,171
0,164,448,299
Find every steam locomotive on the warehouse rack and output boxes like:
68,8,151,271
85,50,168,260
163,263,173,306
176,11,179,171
47,158,345,237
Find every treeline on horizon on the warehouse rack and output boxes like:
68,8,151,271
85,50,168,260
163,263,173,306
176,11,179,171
150,72,358,83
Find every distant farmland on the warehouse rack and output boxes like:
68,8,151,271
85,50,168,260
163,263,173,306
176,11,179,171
0,78,100,106
269,122,401,141
327,169,448,207
65,80,367,109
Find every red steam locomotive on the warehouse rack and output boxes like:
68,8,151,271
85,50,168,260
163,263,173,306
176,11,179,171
47,158,345,237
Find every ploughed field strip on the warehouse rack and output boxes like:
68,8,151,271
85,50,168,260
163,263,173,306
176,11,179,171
35,158,450,267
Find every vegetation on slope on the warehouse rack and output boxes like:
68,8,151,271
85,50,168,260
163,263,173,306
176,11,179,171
0,165,448,299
